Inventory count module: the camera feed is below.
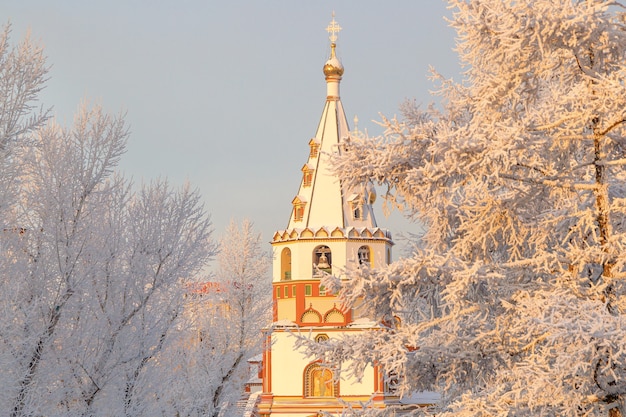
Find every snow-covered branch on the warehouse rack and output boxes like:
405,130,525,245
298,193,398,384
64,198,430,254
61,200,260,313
321,1,626,416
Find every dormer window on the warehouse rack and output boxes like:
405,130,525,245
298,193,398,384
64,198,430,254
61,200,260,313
294,205,305,222
309,138,320,158
292,196,307,222
348,194,364,220
301,164,314,187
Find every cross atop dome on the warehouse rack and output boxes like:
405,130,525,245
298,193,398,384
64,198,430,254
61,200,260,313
326,12,342,44
323,13,344,86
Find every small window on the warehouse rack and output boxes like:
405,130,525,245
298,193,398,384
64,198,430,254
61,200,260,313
276,287,282,299
304,171,313,186
309,140,320,158
315,334,329,343
319,285,326,296
284,285,289,298
348,195,364,221
294,204,305,222
302,165,314,187
292,285,297,297
305,285,312,296
358,246,371,265
292,196,307,223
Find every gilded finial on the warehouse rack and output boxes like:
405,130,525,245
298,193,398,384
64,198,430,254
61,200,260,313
323,13,344,79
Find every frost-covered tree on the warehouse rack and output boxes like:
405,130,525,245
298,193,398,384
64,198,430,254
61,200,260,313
314,1,626,416
0,27,215,417
0,103,214,417
0,23,49,216
151,219,271,417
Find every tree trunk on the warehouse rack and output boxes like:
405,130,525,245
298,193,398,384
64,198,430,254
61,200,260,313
11,305,64,417
592,129,618,316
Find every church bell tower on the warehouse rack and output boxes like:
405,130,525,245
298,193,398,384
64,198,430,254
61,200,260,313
257,15,396,416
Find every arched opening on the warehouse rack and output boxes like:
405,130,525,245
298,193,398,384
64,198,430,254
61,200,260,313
313,245,332,276
358,245,371,266
303,363,338,398
281,247,291,280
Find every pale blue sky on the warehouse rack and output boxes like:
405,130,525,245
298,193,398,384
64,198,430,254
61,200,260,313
5,1,460,254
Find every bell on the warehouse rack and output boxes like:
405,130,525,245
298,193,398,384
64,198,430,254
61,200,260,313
317,252,330,269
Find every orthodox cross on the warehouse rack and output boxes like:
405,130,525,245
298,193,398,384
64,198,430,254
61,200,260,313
326,13,342,43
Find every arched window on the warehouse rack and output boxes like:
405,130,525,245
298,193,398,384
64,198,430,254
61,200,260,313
358,245,371,265
313,245,332,276
303,363,338,398
281,248,291,280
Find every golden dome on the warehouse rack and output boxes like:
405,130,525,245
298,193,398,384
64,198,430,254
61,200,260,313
323,43,344,77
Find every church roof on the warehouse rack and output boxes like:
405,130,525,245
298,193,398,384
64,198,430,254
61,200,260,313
283,16,384,236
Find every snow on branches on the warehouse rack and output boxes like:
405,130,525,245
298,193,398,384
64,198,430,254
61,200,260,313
315,1,626,416
0,25,217,417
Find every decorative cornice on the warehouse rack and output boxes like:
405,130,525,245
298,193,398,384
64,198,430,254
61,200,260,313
271,226,393,244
